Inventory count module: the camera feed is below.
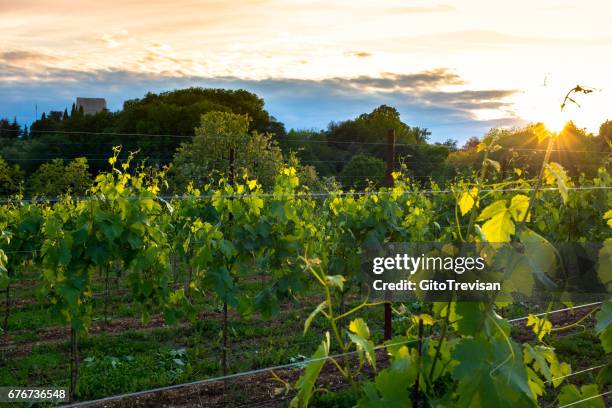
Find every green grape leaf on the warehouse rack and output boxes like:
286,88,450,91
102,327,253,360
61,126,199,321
304,301,327,335
325,275,345,291
254,288,280,319
357,346,416,408
348,318,376,371
433,301,456,321
597,243,612,292
86,245,108,266
509,194,530,222
526,315,552,342
99,219,123,241
452,338,535,407
526,367,546,399
237,296,253,318
126,233,144,250
482,211,514,243
518,228,559,290
595,302,612,333
595,302,612,353
596,364,612,390
204,267,236,306
57,238,73,267
453,302,482,336
458,188,478,216
218,239,237,259
477,200,508,222
290,332,330,408
558,384,605,408
525,342,571,392
349,318,371,339
477,200,515,242
523,344,552,382
544,162,570,203
604,210,612,228
348,332,376,371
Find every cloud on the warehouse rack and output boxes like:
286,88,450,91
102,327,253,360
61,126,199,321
422,89,517,110
334,69,465,91
344,51,372,58
0,50,57,65
0,67,520,142
97,30,130,49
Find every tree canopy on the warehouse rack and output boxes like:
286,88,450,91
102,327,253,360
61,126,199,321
0,87,610,199
172,111,294,190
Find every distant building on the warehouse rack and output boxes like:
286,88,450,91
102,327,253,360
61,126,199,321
76,97,107,115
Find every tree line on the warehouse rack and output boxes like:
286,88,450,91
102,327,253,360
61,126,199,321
0,87,610,198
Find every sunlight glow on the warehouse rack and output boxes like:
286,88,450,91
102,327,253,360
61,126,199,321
513,79,583,134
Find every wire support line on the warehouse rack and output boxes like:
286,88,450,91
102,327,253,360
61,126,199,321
544,364,607,385
59,337,424,407
506,301,604,323
2,185,610,204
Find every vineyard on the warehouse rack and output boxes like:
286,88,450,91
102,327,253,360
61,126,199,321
0,129,611,408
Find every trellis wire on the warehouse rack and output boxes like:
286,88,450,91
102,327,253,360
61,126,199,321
1,185,610,204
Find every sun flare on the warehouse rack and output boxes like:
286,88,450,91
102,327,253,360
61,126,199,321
512,85,571,133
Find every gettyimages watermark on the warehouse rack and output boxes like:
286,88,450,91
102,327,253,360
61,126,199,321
361,241,611,302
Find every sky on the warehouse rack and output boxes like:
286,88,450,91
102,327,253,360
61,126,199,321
1,0,611,143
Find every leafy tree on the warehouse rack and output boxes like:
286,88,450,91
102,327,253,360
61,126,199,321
120,88,284,136
463,136,480,150
599,119,612,148
279,130,348,177
21,88,286,175
0,158,24,196
448,123,610,178
172,111,291,190
0,117,20,139
400,143,456,183
338,153,385,190
327,105,426,158
28,157,92,197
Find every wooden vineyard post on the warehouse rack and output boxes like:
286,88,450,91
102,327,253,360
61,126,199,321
104,266,110,324
412,318,424,405
70,327,79,400
222,146,235,399
383,129,395,340
3,277,10,333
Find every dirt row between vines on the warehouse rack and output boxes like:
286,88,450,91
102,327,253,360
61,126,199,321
65,350,385,408
0,294,339,356
1,300,598,357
